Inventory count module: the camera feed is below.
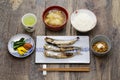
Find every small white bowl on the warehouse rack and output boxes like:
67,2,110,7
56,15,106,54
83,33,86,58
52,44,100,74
71,9,97,32
22,13,37,32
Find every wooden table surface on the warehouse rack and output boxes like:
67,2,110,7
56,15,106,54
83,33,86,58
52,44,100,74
0,0,120,80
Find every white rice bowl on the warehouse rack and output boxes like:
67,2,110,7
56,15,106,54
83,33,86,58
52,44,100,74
71,9,97,32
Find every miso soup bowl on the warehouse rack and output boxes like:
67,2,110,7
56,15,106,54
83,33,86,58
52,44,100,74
42,6,68,31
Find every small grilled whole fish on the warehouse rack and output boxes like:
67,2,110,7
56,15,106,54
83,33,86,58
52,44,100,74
44,50,80,59
44,44,81,52
45,37,79,46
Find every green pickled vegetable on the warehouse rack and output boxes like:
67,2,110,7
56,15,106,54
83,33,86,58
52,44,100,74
13,38,25,50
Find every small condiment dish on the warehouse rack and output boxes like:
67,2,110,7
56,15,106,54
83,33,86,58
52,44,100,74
42,6,68,31
91,35,111,57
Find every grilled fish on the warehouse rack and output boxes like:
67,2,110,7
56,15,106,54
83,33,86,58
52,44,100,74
45,37,79,46
44,44,81,52
44,50,80,59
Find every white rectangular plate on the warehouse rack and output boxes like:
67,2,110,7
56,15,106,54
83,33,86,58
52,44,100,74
35,36,90,63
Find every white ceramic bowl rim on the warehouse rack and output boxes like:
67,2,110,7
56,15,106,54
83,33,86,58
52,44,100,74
71,9,97,32
22,13,37,27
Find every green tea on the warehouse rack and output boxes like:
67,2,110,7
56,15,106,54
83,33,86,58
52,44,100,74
23,16,36,26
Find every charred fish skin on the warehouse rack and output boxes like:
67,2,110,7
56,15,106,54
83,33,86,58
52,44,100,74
44,44,81,52
45,37,79,46
44,50,80,59
45,37,55,45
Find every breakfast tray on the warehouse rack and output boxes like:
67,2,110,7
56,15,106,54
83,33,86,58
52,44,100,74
35,36,90,64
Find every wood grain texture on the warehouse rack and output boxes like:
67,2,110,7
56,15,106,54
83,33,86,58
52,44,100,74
0,0,120,80
39,67,90,71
